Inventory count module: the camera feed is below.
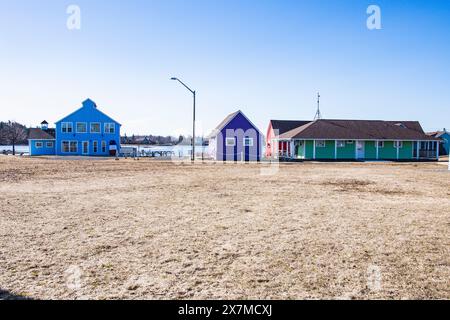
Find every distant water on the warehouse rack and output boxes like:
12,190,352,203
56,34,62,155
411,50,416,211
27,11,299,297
0,145,29,154
123,145,209,157
0,145,209,157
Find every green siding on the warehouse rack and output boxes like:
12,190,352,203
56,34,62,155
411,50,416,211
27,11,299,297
315,140,335,159
336,141,356,159
379,141,397,160
305,140,314,159
364,141,377,159
399,141,413,159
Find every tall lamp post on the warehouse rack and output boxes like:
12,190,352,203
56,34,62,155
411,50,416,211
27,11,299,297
171,77,196,162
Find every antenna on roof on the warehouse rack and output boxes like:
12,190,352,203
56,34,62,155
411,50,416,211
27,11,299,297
314,92,322,120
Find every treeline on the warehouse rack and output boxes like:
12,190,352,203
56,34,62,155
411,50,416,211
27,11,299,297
121,134,208,146
121,134,184,146
0,121,28,155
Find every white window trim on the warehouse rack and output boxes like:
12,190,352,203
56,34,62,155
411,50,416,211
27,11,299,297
226,137,236,147
76,122,88,133
82,141,89,155
61,122,73,133
336,140,345,148
395,141,403,149
35,142,43,148
243,137,254,147
90,122,101,133
46,141,54,148
61,141,78,153
101,141,107,153
315,140,326,148
93,141,98,153
104,123,115,134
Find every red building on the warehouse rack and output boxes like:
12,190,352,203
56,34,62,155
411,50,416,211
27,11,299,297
266,120,310,158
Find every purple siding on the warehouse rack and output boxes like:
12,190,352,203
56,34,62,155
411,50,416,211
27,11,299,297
214,112,262,161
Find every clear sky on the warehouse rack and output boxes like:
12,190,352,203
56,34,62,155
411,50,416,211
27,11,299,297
1,0,449,136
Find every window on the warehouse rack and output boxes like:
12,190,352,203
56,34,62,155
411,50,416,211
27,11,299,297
394,141,403,149
226,137,236,147
46,142,54,148
93,141,98,153
101,141,107,153
62,141,77,153
315,140,326,148
76,122,87,133
104,123,115,134
346,140,354,144
61,122,73,133
243,137,254,147
90,123,101,133
336,140,345,148
62,141,70,153
377,141,384,148
70,141,77,152
35,142,43,148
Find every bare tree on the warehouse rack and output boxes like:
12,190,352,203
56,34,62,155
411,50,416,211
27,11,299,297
0,121,27,155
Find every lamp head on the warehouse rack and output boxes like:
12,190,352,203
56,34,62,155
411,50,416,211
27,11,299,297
171,77,178,81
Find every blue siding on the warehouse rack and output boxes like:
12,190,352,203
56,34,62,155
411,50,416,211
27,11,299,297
440,132,450,155
55,99,121,156
29,139,56,156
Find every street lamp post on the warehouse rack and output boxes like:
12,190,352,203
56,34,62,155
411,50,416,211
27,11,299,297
171,77,196,162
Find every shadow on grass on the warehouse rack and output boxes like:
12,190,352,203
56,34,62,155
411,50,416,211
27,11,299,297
0,289,33,300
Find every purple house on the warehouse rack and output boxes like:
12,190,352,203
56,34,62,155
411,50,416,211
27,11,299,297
208,110,263,161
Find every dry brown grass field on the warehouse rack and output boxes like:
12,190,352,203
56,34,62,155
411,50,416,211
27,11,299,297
0,156,449,300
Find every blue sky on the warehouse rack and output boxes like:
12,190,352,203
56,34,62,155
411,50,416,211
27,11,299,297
1,0,449,135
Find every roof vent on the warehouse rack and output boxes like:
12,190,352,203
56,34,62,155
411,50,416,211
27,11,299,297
395,123,407,129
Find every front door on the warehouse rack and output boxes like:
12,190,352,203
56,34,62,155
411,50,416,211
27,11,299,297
82,141,89,155
356,141,365,159
297,141,305,159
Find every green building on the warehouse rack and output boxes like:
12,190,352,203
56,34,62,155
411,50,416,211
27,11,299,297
271,119,440,161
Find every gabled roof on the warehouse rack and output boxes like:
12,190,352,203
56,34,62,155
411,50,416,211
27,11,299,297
28,128,55,140
55,99,122,126
41,120,48,125
427,130,448,138
278,119,440,141
208,110,262,139
269,120,311,135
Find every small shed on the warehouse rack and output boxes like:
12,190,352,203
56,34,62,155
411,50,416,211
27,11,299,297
208,110,263,162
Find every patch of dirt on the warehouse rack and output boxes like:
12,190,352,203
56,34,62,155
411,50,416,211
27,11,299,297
0,157,449,300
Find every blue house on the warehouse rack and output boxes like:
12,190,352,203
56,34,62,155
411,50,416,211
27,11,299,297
427,129,450,155
208,110,263,161
28,124,56,156
28,99,121,157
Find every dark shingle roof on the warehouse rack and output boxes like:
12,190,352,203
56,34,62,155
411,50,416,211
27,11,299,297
278,119,440,141
270,120,311,135
28,128,55,140
427,131,448,138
